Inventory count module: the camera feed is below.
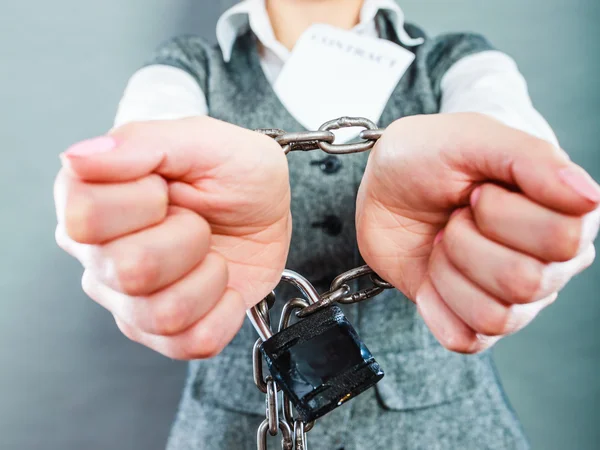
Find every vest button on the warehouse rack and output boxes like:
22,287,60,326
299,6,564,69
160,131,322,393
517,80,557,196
312,215,343,236
310,155,342,174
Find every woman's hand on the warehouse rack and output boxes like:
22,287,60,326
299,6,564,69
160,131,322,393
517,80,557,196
54,117,291,359
357,113,599,353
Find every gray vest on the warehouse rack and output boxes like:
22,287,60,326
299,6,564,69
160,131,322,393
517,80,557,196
151,13,529,450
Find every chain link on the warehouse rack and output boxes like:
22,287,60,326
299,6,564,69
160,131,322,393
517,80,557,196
257,419,293,450
253,297,291,449
297,265,393,318
266,377,279,436
252,338,269,394
317,116,379,154
257,116,384,155
293,420,307,450
252,117,394,449
253,296,313,449
278,298,316,443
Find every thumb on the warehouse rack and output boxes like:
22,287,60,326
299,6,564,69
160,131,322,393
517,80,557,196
60,117,279,183
383,113,600,215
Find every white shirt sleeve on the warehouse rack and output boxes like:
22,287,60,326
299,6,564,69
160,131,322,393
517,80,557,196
440,50,559,146
113,65,208,128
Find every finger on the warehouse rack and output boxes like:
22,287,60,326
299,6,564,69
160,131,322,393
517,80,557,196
81,251,229,336
386,113,600,215
57,211,212,295
429,243,554,336
443,208,545,304
92,206,211,296
54,169,168,244
114,288,246,360
55,223,104,275
59,117,283,183
535,244,596,297
444,209,594,303
471,183,596,262
416,278,499,354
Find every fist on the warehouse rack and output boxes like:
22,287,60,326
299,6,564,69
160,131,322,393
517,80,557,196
55,117,291,359
357,113,599,353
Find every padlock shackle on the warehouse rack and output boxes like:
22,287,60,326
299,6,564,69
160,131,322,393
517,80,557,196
247,270,321,341
280,270,321,305
247,306,273,341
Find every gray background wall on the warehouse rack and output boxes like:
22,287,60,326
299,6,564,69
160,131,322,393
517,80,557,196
1,1,598,449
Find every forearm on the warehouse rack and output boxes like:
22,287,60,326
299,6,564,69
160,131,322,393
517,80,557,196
439,50,559,147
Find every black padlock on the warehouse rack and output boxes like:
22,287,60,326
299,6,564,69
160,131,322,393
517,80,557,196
248,271,384,424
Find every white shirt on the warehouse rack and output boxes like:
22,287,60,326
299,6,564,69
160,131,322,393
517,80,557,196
114,0,557,145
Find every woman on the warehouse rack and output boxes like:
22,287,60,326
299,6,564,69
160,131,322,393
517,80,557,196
55,0,599,448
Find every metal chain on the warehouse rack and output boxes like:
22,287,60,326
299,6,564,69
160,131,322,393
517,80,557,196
256,117,394,318
278,297,316,447
253,298,293,450
252,117,394,449
256,116,384,155
253,296,310,450
297,265,393,318
252,272,389,449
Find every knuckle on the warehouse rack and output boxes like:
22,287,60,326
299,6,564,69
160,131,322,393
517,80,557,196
80,270,100,301
443,213,467,256
470,304,516,336
471,335,499,354
582,245,596,270
81,271,93,296
544,292,559,305
438,330,477,354
471,189,501,234
144,171,167,186
114,318,140,343
545,218,581,261
180,294,245,360
497,259,543,304
64,192,100,244
55,225,69,251
581,208,600,245
115,248,161,296
143,174,169,207
571,244,596,277
183,328,223,360
149,295,190,336
185,209,212,242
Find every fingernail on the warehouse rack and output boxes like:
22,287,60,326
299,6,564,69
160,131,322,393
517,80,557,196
558,166,600,202
63,136,116,157
470,186,482,206
433,229,444,246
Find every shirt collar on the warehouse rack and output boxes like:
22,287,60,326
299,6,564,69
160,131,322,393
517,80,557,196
216,0,424,63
